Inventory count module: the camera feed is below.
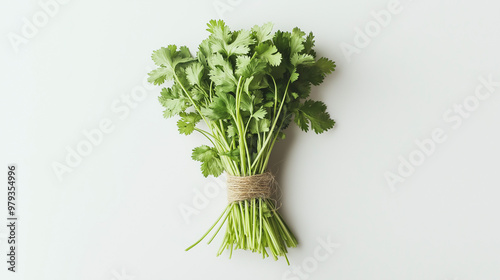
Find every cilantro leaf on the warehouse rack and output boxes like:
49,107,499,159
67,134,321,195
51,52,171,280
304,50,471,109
294,100,335,133
209,21,255,57
273,31,291,57
303,32,316,56
254,43,282,66
252,107,267,120
202,92,236,120
227,29,255,56
250,118,271,134
235,56,267,77
290,28,305,55
252,22,274,44
148,67,170,85
292,27,306,38
185,62,205,86
208,53,237,93
316,57,336,75
291,53,315,66
189,86,206,102
192,145,224,177
227,124,238,138
148,45,195,85
151,45,178,67
290,70,299,83
295,57,336,86
239,89,254,112
177,112,202,135
206,20,232,42
219,148,240,162
197,38,212,67
158,86,189,118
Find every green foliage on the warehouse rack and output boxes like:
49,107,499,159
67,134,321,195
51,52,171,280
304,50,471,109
294,100,335,133
191,145,224,177
177,112,201,135
149,20,336,177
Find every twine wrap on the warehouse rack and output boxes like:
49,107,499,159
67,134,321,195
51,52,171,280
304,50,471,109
226,172,276,203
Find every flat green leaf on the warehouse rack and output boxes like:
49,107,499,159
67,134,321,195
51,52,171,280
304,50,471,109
294,100,335,133
227,29,254,56
201,157,224,177
201,92,235,120
161,100,186,118
191,145,224,177
250,118,271,134
189,86,206,102
227,124,238,138
242,76,254,94
316,57,336,75
197,38,212,67
252,22,274,44
235,56,267,77
158,86,188,118
263,101,274,107
149,45,195,85
151,45,178,67
254,43,282,66
273,31,291,56
147,67,171,85
294,110,309,132
292,27,306,38
209,23,255,57
252,107,267,120
291,53,315,66
304,32,315,55
177,112,201,135
239,91,253,112
192,145,216,162
296,57,336,86
208,53,237,92
290,70,299,83
219,148,240,162
290,28,305,55
185,62,205,86
206,19,231,42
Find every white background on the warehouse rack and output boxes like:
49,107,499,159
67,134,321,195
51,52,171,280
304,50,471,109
1,0,500,279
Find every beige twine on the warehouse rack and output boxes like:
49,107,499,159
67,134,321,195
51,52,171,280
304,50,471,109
226,172,278,203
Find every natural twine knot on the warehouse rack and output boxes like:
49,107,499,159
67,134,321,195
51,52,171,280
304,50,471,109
226,172,277,203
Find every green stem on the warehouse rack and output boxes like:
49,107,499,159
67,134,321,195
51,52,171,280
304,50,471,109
233,77,249,175
185,204,230,251
251,75,293,172
259,113,288,173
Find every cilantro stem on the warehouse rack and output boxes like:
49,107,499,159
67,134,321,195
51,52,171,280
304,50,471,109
185,204,230,251
259,115,286,173
250,74,293,173
209,81,214,101
208,205,232,245
234,76,250,175
271,76,279,119
193,128,217,147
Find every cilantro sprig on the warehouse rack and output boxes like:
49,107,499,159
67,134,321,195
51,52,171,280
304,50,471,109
149,20,336,263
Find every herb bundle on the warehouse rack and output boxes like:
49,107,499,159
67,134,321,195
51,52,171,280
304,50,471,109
148,20,336,263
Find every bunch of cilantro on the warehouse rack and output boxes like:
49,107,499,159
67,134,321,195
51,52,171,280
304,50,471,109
148,20,335,263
